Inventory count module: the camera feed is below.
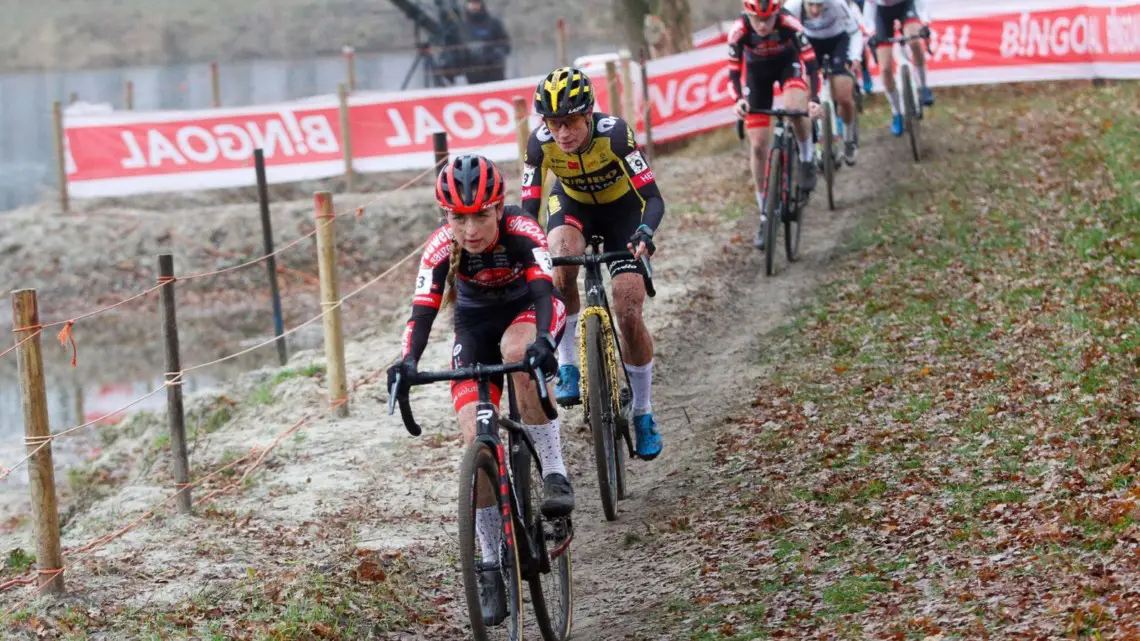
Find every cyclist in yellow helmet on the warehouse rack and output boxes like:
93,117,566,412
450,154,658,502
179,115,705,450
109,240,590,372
520,66,666,461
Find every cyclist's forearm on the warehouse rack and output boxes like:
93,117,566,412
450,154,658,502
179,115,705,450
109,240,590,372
528,280,555,338
403,306,438,361
728,67,744,101
641,195,665,233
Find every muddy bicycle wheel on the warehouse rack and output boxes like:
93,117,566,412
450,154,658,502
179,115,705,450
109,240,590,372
459,442,524,641
586,314,620,521
516,444,573,641
901,65,922,163
764,147,783,277
823,101,836,211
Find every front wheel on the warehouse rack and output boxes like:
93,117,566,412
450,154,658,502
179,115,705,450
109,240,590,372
901,65,922,163
822,101,836,211
459,442,524,641
763,147,783,277
585,313,619,522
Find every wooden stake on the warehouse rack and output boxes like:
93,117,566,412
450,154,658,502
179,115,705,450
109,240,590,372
68,92,79,105
314,192,349,418
433,131,449,176
52,101,69,214
556,19,568,67
11,289,64,594
639,49,655,163
210,62,221,108
343,46,356,91
158,256,192,514
338,83,354,191
124,80,134,110
619,50,635,125
604,60,620,117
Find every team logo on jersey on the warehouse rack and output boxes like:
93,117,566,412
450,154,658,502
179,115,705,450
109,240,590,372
547,195,562,214
597,116,618,133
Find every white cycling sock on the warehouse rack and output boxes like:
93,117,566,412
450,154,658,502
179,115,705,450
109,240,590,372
887,89,902,115
843,118,855,142
799,139,814,163
756,191,765,211
625,360,654,415
917,64,928,88
476,506,501,564
557,314,579,368
524,419,568,478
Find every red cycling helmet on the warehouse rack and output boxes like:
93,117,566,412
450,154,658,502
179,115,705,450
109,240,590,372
435,153,505,214
743,0,781,18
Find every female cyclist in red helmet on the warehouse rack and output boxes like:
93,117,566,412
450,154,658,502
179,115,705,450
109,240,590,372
387,154,575,621
728,0,823,249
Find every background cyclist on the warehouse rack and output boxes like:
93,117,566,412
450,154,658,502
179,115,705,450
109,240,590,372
521,67,666,461
727,0,823,249
387,154,575,625
864,0,934,137
785,0,865,165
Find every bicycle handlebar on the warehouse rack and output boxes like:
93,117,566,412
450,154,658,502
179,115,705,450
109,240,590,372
552,251,657,298
387,360,558,436
735,108,812,140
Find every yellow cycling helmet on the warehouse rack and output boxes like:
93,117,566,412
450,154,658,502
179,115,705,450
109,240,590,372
534,67,595,118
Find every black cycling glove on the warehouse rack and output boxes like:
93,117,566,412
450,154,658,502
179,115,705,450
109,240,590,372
628,224,656,257
525,333,559,381
386,358,417,398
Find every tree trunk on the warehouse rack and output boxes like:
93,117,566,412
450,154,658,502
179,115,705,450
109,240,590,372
656,0,692,54
615,0,652,57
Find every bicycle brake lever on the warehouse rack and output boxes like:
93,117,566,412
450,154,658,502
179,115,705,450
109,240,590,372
640,256,657,298
387,375,400,416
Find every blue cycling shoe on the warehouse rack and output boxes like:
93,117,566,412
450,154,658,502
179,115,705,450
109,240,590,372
919,86,935,107
556,364,581,407
891,114,904,137
862,71,873,94
633,413,663,460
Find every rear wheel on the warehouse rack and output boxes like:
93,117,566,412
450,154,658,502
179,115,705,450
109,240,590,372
901,65,922,163
822,101,836,211
459,442,524,641
586,314,619,522
517,444,573,641
763,147,783,277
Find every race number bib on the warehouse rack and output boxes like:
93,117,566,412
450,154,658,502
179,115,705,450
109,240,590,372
522,164,537,186
624,150,649,174
532,248,554,277
414,267,434,294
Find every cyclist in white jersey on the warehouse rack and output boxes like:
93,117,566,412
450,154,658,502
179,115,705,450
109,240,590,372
784,0,863,164
864,0,934,136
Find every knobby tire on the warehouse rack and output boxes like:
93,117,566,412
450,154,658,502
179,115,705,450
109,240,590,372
459,443,524,641
517,446,573,641
764,147,783,277
586,314,619,522
823,101,836,211
901,66,922,163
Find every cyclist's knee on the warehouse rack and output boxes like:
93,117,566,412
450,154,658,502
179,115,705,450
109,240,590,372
500,323,534,363
612,275,646,326
548,225,585,257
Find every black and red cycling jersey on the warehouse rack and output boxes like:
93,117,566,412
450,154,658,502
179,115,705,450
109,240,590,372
400,206,556,362
726,10,821,101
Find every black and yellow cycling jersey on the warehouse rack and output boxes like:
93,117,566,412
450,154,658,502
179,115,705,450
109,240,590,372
520,112,665,233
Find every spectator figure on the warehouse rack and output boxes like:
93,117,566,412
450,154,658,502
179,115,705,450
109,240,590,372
462,0,511,83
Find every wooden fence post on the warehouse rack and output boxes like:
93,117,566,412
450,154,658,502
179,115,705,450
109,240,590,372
604,60,620,118
314,192,349,418
254,150,288,366
11,289,64,594
52,101,69,214
513,97,529,164
433,131,449,176
639,49,655,163
157,256,192,514
619,50,636,127
210,62,221,108
556,19,568,67
68,92,79,105
124,80,134,110
343,46,357,91
338,83,354,191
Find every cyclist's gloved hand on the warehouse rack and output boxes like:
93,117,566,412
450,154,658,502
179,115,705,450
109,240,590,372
919,24,932,40
628,224,656,259
734,98,750,119
386,358,417,398
525,333,559,381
